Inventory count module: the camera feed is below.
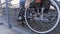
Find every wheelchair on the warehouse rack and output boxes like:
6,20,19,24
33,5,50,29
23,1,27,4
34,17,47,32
18,0,60,34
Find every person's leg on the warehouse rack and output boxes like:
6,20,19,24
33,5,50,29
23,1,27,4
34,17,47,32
43,0,51,13
20,1,25,7
18,1,25,21
20,1,25,13
19,1,25,16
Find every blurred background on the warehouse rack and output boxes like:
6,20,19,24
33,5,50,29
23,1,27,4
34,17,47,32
0,0,60,34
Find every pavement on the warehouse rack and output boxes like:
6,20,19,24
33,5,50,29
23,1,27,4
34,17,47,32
0,24,20,34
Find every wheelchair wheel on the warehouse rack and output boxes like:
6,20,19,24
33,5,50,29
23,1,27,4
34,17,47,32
25,0,60,34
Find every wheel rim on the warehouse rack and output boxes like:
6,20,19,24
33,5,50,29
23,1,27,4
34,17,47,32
25,0,60,33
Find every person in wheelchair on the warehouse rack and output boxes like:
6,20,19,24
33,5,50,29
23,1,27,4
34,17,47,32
18,0,60,33
18,0,51,20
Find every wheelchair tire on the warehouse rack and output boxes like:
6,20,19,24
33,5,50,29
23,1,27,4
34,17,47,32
25,0,60,34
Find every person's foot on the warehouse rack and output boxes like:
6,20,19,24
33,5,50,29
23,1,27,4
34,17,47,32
18,16,22,20
18,15,23,21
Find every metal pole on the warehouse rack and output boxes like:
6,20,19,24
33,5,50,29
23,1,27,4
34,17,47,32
0,0,2,16
5,0,12,28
